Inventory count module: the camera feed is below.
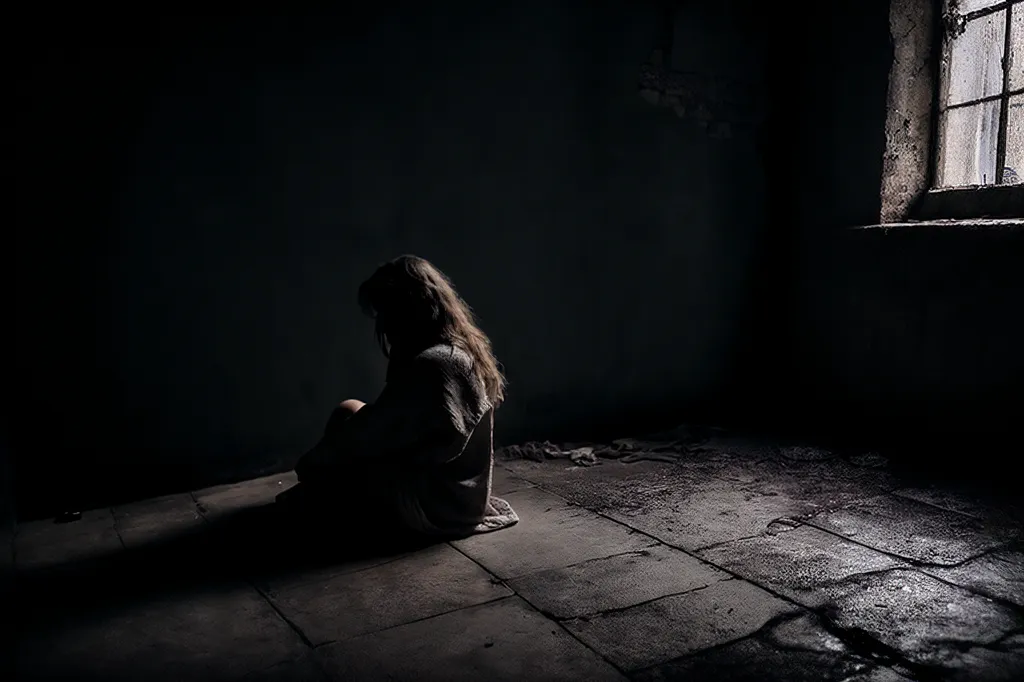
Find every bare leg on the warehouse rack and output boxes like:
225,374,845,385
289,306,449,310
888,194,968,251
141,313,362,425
338,398,366,414
279,398,421,544
324,399,366,433
283,399,367,502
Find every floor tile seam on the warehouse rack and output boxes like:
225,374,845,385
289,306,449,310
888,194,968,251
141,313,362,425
622,610,844,678
178,502,317,651
507,586,636,678
521,479,819,618
251,581,317,650
610,607,811,675
554,579,735,623
309,592,517,650
917,567,1024,614
800,517,1015,569
258,552,417,594
498,544,664,583
887,488,1020,524
446,537,636,677
108,506,129,550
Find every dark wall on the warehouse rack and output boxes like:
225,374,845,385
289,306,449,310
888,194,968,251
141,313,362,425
813,225,1024,445
0,434,13,592
14,2,771,519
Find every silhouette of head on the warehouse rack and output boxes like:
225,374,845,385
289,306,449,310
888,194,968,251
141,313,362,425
358,255,506,405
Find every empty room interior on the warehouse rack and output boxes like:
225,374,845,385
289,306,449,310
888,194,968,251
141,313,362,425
9,0,1024,680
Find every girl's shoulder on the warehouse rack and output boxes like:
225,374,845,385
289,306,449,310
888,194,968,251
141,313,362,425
416,343,473,370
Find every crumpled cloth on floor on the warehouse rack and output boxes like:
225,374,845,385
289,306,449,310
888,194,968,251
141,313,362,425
497,425,716,467
474,495,519,533
498,440,592,464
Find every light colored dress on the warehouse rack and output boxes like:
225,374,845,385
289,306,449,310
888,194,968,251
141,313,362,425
302,344,518,537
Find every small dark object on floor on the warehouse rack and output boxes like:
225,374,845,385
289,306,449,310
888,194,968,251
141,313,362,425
54,511,82,524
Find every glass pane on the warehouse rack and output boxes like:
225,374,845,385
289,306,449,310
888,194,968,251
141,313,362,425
1011,3,1024,91
957,0,1004,14
1004,94,1024,184
937,101,1001,187
946,11,1006,106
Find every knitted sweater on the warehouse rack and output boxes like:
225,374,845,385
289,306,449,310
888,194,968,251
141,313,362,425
310,344,518,537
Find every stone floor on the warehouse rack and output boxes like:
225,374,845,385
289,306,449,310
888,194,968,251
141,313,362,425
10,433,1024,681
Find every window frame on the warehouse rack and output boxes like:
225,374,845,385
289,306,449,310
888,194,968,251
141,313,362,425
916,0,1024,219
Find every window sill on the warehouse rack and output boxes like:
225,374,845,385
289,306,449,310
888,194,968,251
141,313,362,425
853,218,1024,233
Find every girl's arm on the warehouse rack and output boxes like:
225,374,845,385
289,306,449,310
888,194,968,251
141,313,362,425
314,356,471,470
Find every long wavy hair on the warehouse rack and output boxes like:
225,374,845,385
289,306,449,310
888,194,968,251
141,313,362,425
357,255,506,406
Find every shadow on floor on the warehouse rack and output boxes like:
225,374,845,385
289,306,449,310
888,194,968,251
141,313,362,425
13,501,438,638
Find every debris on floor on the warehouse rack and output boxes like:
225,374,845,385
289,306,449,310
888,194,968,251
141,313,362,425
497,423,719,467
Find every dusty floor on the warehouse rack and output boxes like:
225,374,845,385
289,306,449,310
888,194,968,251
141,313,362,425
10,433,1024,681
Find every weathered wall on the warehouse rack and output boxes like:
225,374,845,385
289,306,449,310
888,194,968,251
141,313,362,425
14,2,770,518
880,0,936,223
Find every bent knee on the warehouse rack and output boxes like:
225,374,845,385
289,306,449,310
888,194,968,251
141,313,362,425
338,398,366,415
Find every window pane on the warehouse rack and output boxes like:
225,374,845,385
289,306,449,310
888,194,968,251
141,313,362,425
1011,4,1024,91
946,11,1007,106
937,101,1001,187
957,0,1004,14
1004,94,1024,184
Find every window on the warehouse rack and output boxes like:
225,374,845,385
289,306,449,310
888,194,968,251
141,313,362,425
881,0,1023,221
935,0,1022,188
